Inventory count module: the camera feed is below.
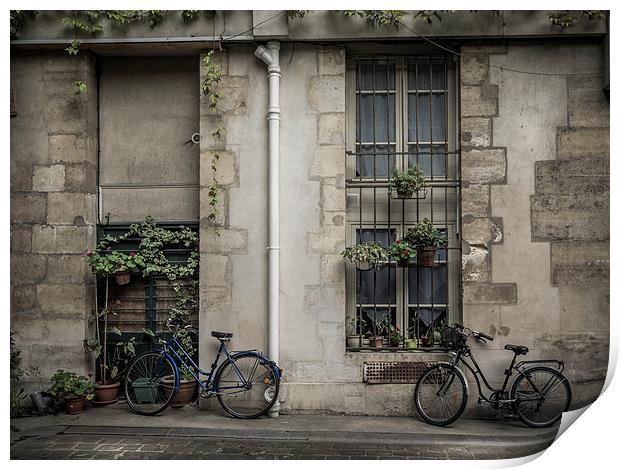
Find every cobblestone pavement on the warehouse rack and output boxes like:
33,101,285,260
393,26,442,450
11,431,551,460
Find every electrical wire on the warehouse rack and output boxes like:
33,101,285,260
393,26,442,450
220,10,286,43
214,10,602,77
394,18,602,77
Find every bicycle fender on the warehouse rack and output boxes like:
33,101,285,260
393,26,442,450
152,348,181,391
230,351,282,381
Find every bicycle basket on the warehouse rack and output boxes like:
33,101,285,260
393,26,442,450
440,326,465,350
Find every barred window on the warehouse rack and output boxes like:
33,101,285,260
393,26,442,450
345,54,461,350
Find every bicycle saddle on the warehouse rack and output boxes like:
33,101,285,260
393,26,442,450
504,344,528,355
211,330,233,339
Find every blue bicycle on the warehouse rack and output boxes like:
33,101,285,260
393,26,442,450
123,320,281,418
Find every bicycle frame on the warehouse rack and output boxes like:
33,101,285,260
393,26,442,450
448,347,565,405
155,333,281,394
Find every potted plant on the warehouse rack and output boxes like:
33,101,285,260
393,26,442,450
346,316,367,348
388,239,416,268
387,325,403,347
87,248,145,285
84,275,147,405
48,369,94,415
405,218,448,267
341,242,389,271
160,328,197,407
389,165,425,199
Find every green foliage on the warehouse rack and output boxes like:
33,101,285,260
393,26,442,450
548,11,579,29
390,165,425,197
286,10,309,19
201,50,223,112
87,217,199,281
10,334,24,382
341,242,389,267
388,239,416,265
49,370,95,401
405,218,448,248
337,10,405,28
65,39,81,56
414,10,443,24
10,10,38,38
60,14,103,34
181,10,200,23
87,249,146,276
148,10,165,28
72,80,87,95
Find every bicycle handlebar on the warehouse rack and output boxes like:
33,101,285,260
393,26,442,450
452,323,494,342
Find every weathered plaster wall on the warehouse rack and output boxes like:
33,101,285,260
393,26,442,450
10,52,98,390
461,40,609,409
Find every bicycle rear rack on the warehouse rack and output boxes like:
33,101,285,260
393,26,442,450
515,359,565,374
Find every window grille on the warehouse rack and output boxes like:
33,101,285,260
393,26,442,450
95,224,199,380
345,54,461,351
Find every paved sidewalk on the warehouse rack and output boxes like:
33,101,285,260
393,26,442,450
10,403,559,460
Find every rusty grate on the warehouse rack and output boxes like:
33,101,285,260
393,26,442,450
363,362,436,384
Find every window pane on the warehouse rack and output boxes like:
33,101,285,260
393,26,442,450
409,60,430,90
356,145,396,178
408,145,446,178
358,62,374,91
374,62,396,90
408,265,448,304
417,94,431,142
431,61,445,90
360,308,396,335
358,94,395,143
356,229,396,305
432,93,446,141
408,307,447,337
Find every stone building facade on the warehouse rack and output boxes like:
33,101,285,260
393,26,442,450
11,11,609,415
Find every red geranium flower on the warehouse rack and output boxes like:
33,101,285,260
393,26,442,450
86,250,93,257
129,251,136,257
396,240,401,244
403,251,409,257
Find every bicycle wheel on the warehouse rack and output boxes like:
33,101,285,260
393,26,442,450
214,352,280,419
414,363,468,426
124,351,177,416
511,366,571,428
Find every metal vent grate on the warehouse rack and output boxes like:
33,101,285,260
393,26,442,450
363,362,436,384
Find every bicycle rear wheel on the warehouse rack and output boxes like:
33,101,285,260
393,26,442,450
214,352,280,419
414,363,468,426
511,366,571,428
124,352,177,416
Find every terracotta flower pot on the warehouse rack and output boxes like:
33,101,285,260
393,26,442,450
160,377,197,408
417,247,437,267
65,396,86,415
94,382,120,405
373,336,384,348
420,336,432,347
115,271,131,285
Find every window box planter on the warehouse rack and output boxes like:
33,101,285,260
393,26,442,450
115,271,131,285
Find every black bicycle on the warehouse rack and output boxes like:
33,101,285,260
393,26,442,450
124,320,281,418
414,323,571,428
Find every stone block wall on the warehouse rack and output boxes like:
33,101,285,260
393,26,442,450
10,52,98,389
461,41,609,408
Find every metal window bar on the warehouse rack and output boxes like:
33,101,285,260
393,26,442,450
347,55,460,352
95,224,199,381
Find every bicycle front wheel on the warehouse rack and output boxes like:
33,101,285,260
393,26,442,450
511,366,571,428
414,363,468,426
214,352,280,419
124,351,177,416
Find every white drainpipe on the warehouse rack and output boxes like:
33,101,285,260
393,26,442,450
254,41,281,417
